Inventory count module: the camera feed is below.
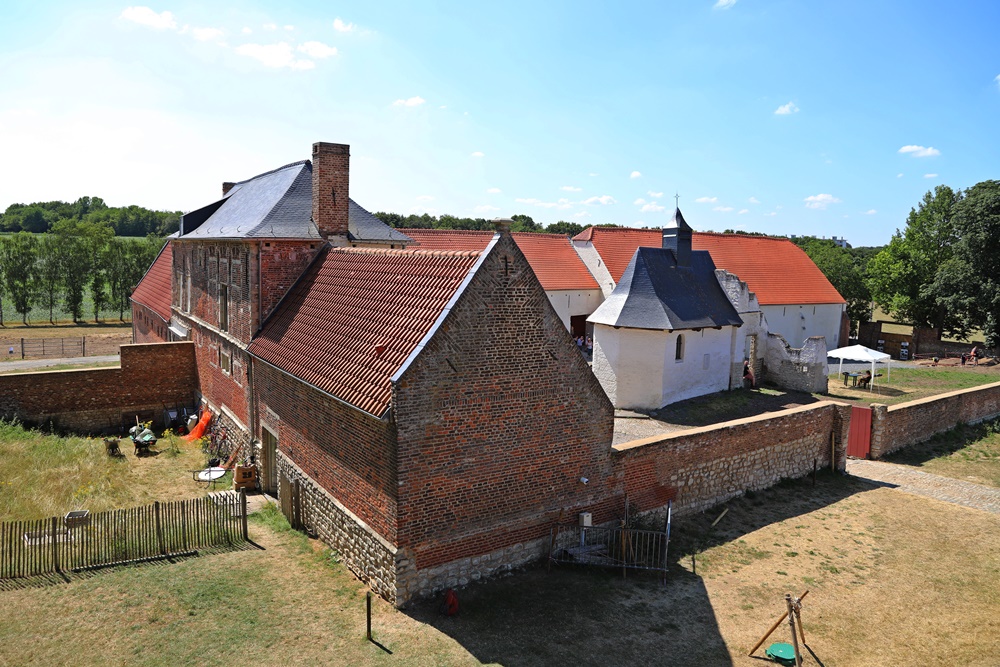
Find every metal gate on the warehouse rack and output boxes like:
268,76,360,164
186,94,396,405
549,520,671,579
847,405,872,458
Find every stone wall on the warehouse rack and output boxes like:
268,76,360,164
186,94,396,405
763,333,829,393
0,342,197,433
612,401,850,516
869,381,1000,458
277,453,399,603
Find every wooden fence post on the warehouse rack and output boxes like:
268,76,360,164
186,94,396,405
51,517,59,573
20,338,24,360
154,501,166,555
240,488,248,541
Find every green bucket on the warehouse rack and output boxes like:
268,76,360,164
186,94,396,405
764,642,797,666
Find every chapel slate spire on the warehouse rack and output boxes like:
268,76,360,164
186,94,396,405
662,207,692,267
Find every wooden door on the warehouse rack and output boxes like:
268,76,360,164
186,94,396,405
262,428,278,494
847,406,872,458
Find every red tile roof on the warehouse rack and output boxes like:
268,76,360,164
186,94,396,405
402,229,599,291
573,227,844,305
248,246,482,416
130,241,173,321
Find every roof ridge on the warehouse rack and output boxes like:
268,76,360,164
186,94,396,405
232,160,310,187
695,231,790,241
329,246,482,258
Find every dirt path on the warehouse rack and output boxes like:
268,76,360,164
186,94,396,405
848,458,1000,514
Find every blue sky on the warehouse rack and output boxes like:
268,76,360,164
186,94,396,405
1,1,998,246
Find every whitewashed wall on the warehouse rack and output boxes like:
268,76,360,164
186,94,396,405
545,289,605,332
761,303,844,349
593,325,737,409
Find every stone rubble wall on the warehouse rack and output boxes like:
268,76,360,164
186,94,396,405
763,333,829,393
868,381,1000,459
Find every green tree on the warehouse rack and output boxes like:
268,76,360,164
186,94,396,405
866,185,962,333
36,234,64,324
0,232,39,324
510,214,540,232
797,238,872,336
107,236,164,321
943,180,1000,347
51,218,111,322
545,220,584,236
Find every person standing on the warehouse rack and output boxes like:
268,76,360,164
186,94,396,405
971,346,979,366
743,360,755,389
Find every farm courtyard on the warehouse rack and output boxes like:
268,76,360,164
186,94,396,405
2,364,1000,666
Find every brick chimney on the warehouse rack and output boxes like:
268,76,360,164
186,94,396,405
312,142,350,241
662,208,693,267
492,218,512,234
222,182,236,196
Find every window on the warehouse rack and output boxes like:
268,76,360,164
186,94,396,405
220,348,232,375
675,335,685,361
219,283,229,332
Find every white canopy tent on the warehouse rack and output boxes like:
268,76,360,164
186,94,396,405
828,344,891,385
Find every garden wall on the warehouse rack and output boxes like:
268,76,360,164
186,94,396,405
0,342,197,433
869,381,1000,459
613,401,851,516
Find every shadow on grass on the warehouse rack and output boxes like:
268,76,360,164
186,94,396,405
404,470,874,667
0,540,258,593
884,418,1000,468
650,387,827,428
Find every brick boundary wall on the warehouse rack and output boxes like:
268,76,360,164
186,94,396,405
613,401,851,517
869,381,1000,459
0,342,197,434
276,453,399,603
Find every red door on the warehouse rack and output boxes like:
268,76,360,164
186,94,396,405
847,405,872,458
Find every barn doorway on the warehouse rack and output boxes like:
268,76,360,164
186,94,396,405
570,315,588,339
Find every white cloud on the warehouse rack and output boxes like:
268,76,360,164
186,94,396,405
514,198,572,210
392,96,426,107
897,173,904,178
416,195,434,201
120,6,177,30
235,42,315,70
470,151,484,157
486,187,501,194
583,195,617,205
898,145,940,157
803,193,841,209
924,173,939,179
333,18,356,32
242,27,252,34
695,196,717,203
648,191,663,198
474,204,500,214
765,212,777,217
748,196,760,204
298,41,338,58
641,202,666,213
263,23,277,31
561,185,582,192
284,25,294,31
864,209,877,215
738,209,749,215
189,27,224,41
589,172,598,177
774,101,799,115
629,171,642,179
713,206,734,212
633,198,646,206
572,211,591,219
714,0,738,8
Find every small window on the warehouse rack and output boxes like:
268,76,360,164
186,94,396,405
219,283,229,332
220,349,232,375
675,335,685,361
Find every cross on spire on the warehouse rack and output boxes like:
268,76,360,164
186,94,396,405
674,193,680,208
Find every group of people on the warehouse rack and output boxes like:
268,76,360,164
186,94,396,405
961,346,982,366
575,335,593,356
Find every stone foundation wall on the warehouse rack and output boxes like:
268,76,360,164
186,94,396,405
869,381,1000,458
277,453,398,603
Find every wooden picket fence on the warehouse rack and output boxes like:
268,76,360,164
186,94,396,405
0,492,247,579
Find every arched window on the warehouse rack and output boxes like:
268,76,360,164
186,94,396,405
675,334,684,361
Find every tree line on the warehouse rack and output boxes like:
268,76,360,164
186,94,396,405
0,222,165,326
374,211,589,237
1,196,181,237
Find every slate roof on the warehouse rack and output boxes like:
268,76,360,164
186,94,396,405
247,246,484,416
588,247,743,330
179,160,411,244
573,227,845,305
130,241,173,321
401,229,599,291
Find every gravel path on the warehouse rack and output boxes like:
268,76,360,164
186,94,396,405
847,458,1000,514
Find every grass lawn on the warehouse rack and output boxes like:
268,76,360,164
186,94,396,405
0,360,121,375
885,418,1000,488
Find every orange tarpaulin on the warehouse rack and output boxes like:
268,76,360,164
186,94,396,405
183,410,212,441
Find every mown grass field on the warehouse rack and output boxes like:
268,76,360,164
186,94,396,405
3,362,1000,666
885,417,1000,488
